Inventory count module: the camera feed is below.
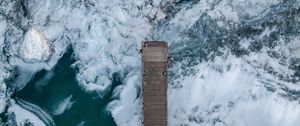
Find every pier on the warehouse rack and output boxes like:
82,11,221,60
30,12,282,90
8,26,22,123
142,41,168,126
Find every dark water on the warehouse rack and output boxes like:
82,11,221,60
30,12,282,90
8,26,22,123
16,49,117,126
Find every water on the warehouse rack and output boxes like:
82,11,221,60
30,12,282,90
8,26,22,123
16,49,117,126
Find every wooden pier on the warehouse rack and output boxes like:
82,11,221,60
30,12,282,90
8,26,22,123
142,41,168,126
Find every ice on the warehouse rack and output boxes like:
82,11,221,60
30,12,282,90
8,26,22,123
1,0,300,126
13,98,56,126
34,70,54,90
0,82,6,113
228,96,300,126
8,100,46,126
108,72,142,126
77,121,86,126
287,36,300,60
231,0,281,17
0,15,7,46
19,28,51,62
53,95,75,116
0,16,8,114
168,51,300,126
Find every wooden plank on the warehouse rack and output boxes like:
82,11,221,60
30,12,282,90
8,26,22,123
142,41,168,126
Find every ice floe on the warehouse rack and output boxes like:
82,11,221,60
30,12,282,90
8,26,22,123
8,100,47,126
1,0,300,126
53,95,75,116
19,28,51,62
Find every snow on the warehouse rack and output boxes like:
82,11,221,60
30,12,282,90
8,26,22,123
8,100,46,126
0,82,6,113
0,16,8,114
229,96,300,126
168,51,300,126
19,28,51,62
232,0,281,17
288,36,300,60
108,72,142,126
1,0,300,126
0,15,6,46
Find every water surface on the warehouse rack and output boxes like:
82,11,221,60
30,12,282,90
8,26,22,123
17,49,117,126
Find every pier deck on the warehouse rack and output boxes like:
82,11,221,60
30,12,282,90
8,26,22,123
142,41,168,126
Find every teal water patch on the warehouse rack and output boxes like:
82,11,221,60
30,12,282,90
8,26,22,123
16,49,118,126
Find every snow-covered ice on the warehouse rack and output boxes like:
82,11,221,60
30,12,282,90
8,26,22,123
1,0,300,126
8,100,46,126
52,95,75,116
19,28,51,62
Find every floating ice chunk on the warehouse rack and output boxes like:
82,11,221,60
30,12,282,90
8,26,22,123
77,121,86,126
19,28,51,62
0,83,6,113
286,36,300,65
53,95,75,115
108,73,141,126
288,37,300,58
0,16,7,46
0,99,5,114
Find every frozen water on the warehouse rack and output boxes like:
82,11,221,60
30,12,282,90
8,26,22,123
1,0,300,126
52,95,75,116
19,28,51,62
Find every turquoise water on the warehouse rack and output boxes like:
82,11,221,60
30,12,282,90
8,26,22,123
16,49,117,126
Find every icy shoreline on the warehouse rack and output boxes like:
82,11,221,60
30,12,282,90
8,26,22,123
1,0,300,126
12,98,55,126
